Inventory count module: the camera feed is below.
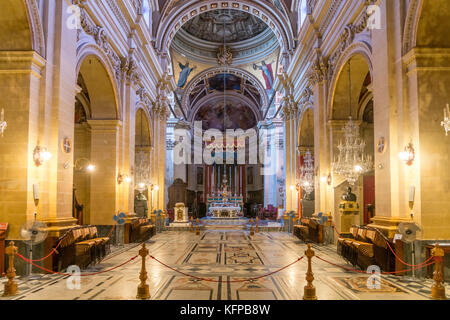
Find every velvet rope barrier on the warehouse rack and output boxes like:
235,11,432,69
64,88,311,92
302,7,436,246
149,255,305,283
15,252,139,277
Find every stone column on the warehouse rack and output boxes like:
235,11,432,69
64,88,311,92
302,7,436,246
0,52,46,239
87,120,122,226
283,107,292,211
403,48,450,240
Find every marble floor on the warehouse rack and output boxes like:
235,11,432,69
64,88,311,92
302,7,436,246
1,231,447,300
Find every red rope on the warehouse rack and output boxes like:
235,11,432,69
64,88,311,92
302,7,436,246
149,255,305,283
16,253,138,277
315,255,435,275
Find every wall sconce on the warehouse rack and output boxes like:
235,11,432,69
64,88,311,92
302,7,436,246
399,142,415,166
117,173,132,184
0,108,7,137
74,158,95,172
33,146,52,167
327,173,332,186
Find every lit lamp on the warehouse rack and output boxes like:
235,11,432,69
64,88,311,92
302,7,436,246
33,146,52,167
399,142,415,166
117,173,132,184
74,158,95,172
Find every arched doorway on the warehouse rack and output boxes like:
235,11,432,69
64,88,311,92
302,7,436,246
298,107,315,218
330,55,375,230
73,54,119,227
134,108,153,217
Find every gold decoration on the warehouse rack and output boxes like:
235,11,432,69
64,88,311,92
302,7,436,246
303,244,317,300
431,243,447,300
136,243,150,300
2,242,18,297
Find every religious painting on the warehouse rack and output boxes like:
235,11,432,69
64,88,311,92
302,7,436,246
207,73,242,92
74,101,87,124
253,60,275,90
177,61,197,88
194,103,257,131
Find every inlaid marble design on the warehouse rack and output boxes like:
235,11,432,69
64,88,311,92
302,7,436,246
1,231,446,300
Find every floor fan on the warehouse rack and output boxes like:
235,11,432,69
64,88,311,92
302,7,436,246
397,222,421,278
20,214,48,280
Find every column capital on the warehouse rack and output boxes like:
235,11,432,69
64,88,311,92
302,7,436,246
0,51,46,78
87,119,122,131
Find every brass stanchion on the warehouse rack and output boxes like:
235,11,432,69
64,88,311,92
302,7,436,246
2,242,18,297
196,218,200,236
190,216,194,233
250,218,255,236
136,243,150,300
431,243,447,300
303,244,317,300
256,217,259,233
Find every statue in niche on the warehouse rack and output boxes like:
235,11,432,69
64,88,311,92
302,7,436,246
134,192,148,218
177,62,197,88
342,187,357,202
217,45,233,66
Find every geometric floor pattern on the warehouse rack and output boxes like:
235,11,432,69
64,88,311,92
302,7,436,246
1,231,448,300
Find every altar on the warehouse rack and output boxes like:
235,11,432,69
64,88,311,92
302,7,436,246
207,176,243,219
209,205,241,218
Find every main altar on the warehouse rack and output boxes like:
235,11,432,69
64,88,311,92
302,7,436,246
207,176,243,219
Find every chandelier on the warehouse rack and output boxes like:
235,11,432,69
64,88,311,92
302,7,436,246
0,108,7,137
299,151,315,195
332,61,373,185
442,104,450,136
332,117,373,185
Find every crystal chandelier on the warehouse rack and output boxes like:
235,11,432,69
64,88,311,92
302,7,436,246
0,108,7,137
442,104,450,136
299,151,315,195
332,61,373,185
332,117,373,185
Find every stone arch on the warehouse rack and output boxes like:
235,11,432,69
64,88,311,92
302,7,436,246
188,91,262,127
156,0,295,64
0,0,45,55
76,47,119,120
135,107,153,147
182,67,269,112
403,0,450,54
327,43,373,121
298,105,314,149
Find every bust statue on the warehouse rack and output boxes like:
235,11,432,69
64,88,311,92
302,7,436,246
342,187,357,202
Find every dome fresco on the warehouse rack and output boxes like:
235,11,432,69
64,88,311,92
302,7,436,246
182,9,269,43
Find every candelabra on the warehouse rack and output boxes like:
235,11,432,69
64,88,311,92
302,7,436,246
442,104,450,136
332,117,373,185
299,151,315,195
0,108,7,137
